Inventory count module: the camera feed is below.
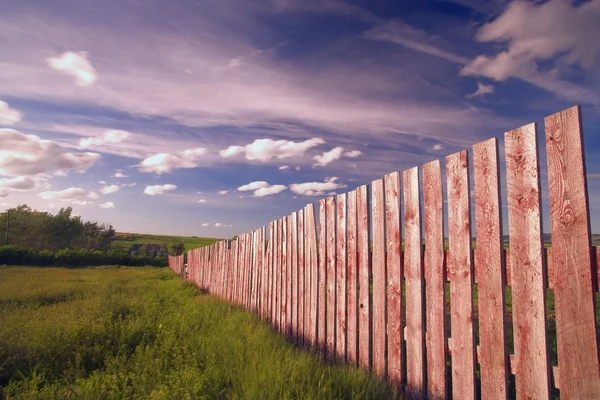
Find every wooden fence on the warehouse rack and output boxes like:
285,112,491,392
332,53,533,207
169,105,600,399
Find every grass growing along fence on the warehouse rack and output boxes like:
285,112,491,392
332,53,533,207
0,266,400,399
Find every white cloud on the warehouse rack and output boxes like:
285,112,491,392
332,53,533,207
39,187,87,201
139,147,207,174
218,190,230,195
0,176,37,191
124,183,137,187
0,129,100,177
289,177,347,196
201,222,210,227
80,130,131,149
100,184,120,194
279,165,290,170
98,181,106,184
72,200,92,206
433,144,444,151
313,146,344,167
0,101,22,126
88,191,99,199
344,150,362,158
214,223,223,227
113,171,128,178
237,181,270,191
466,82,494,98
143,184,177,195
100,201,115,209
46,51,98,86
198,199,206,203
254,185,287,197
220,137,325,162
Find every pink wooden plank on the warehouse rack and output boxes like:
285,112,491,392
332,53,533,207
446,150,476,400
287,215,294,336
372,178,387,378
318,199,327,351
473,138,509,399
423,159,448,400
357,184,371,371
326,196,337,359
545,106,600,397
276,219,283,331
283,216,290,335
306,203,319,348
254,229,260,311
298,209,305,345
246,233,253,308
232,240,239,304
347,190,359,366
505,123,551,399
336,193,348,361
267,222,274,321
404,167,425,398
385,171,403,387
261,227,267,319
291,212,298,341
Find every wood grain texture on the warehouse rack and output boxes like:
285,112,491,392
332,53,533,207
306,204,319,347
473,138,509,399
261,227,267,318
247,233,254,309
505,123,551,399
403,167,425,398
347,190,359,366
291,213,298,340
357,185,371,371
268,222,274,323
282,216,289,335
385,171,403,387
446,150,476,400
275,220,282,331
318,199,327,351
423,160,447,399
298,209,305,345
326,196,337,359
336,193,348,361
372,179,387,378
545,106,600,398
287,215,294,336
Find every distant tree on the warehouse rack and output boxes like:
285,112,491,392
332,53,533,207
170,242,185,256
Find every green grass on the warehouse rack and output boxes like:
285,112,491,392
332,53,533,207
0,266,400,400
111,232,220,252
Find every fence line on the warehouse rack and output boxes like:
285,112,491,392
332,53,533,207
169,105,600,399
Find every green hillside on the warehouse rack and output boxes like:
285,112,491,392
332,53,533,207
112,232,221,252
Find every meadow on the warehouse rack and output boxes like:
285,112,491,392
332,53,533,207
111,233,220,252
0,266,400,400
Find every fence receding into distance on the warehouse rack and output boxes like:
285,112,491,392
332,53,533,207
169,105,600,399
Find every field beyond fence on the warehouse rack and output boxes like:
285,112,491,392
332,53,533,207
170,105,600,399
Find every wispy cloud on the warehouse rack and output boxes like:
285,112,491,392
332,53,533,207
46,51,98,86
0,101,22,126
143,184,177,195
289,177,346,196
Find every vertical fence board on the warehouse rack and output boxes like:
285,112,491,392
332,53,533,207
318,199,327,351
347,190,359,366
473,138,509,399
291,212,298,341
275,220,281,330
372,179,387,378
447,150,476,400
385,171,403,387
282,217,288,334
287,215,293,336
260,227,267,318
298,209,305,345
545,106,600,397
404,167,425,398
267,222,274,321
326,196,337,359
233,240,239,304
357,184,372,371
505,123,551,399
307,204,319,347
336,193,348,361
423,159,448,400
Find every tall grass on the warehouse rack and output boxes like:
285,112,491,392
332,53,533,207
0,267,400,399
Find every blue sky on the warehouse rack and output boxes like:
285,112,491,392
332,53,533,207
1,0,600,238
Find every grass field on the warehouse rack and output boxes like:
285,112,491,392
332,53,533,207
0,267,400,400
111,232,220,252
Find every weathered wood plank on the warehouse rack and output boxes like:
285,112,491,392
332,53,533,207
318,199,327,351
505,123,551,399
357,184,371,371
291,212,298,341
423,159,447,399
385,171,403,387
267,223,273,321
282,216,289,335
287,215,294,335
336,193,348,361
261,227,267,318
404,167,425,398
447,150,476,400
326,196,337,359
297,209,304,344
275,220,282,331
306,204,319,347
545,106,600,398
473,138,509,399
347,190,359,366
372,179,387,378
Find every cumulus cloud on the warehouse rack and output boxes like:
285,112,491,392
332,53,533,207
0,129,100,177
139,147,207,174
237,181,270,191
344,150,362,158
218,190,230,195
100,184,119,194
466,82,494,98
143,184,177,195
46,51,98,86
214,223,223,227
0,176,37,191
289,177,347,196
0,101,22,125
88,191,99,199
220,137,325,162
198,199,206,203
79,130,131,149
201,222,210,227
279,165,290,171
39,187,88,201
461,0,600,81
113,171,128,178
314,146,344,167
100,201,115,209
238,181,286,197
432,144,444,151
